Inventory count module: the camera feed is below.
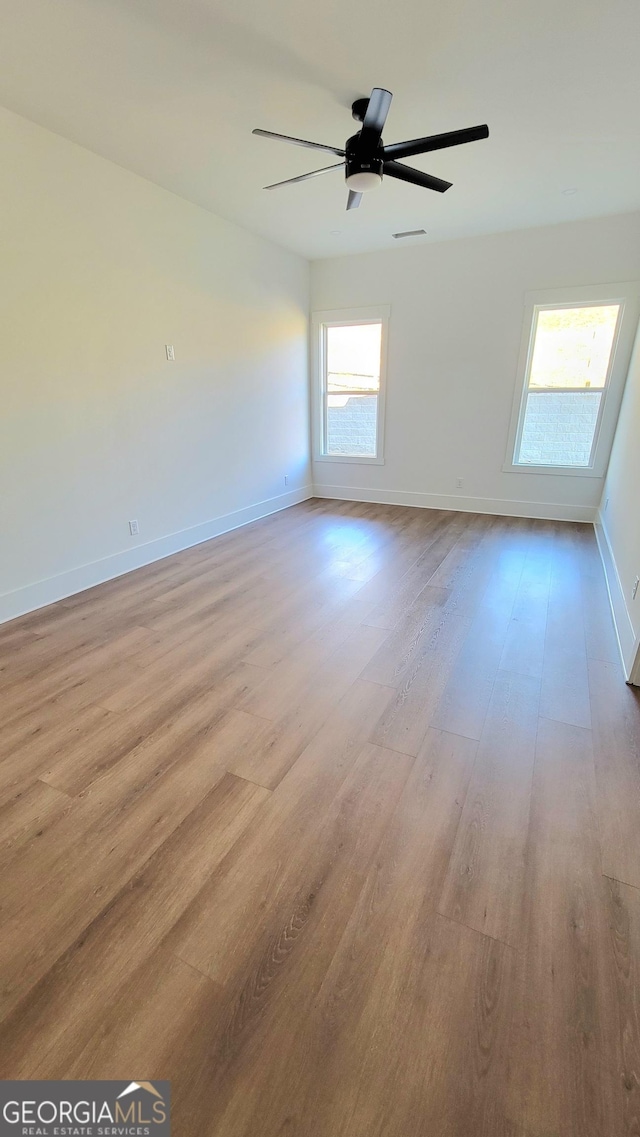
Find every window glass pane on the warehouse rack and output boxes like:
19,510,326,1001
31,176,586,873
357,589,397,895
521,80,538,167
518,390,602,466
326,394,378,456
326,323,381,394
528,305,619,390
325,323,382,457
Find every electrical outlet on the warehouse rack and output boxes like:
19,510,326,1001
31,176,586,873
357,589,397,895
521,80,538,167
633,576,639,601
129,520,139,536
284,475,289,486
165,344,175,361
455,477,463,489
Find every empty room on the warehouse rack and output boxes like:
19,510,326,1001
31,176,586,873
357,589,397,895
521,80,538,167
1,0,640,1133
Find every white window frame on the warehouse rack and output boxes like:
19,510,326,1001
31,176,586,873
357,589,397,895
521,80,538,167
504,282,640,478
312,305,390,464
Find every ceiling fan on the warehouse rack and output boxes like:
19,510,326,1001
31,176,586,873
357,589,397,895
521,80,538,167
253,88,489,210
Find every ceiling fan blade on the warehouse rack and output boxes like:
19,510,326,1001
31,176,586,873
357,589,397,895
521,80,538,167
359,88,393,146
346,190,363,210
384,124,489,161
253,128,345,157
384,160,452,193
264,163,344,190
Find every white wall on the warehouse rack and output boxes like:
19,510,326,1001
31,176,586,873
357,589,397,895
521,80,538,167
311,212,640,521
598,321,640,680
0,107,310,622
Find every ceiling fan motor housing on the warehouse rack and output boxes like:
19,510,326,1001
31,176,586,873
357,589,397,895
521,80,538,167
345,134,384,191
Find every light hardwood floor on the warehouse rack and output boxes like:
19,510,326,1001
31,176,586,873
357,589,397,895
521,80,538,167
1,498,640,1136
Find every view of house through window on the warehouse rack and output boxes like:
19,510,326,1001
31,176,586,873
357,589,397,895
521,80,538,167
515,303,620,467
324,322,382,457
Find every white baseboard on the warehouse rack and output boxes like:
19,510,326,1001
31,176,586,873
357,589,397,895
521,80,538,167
594,514,639,682
312,483,597,523
0,485,313,626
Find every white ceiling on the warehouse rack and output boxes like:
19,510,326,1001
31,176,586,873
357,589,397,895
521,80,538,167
1,0,639,259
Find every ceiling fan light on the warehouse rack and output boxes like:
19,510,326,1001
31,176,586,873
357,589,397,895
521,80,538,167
345,170,382,192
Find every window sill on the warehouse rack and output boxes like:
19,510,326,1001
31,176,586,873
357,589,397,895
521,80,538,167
314,454,385,465
502,461,604,479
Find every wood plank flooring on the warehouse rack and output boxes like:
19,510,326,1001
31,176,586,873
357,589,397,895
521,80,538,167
1,497,640,1136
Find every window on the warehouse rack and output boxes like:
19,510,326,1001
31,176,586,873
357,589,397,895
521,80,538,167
313,306,389,463
505,284,640,477
517,303,620,467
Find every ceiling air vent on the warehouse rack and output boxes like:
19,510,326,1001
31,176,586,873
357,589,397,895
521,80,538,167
392,229,427,239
